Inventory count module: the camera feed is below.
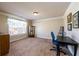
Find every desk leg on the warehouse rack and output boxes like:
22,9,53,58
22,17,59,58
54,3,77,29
74,45,78,56
56,45,60,56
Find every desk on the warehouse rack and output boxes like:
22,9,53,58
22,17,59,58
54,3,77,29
57,36,78,56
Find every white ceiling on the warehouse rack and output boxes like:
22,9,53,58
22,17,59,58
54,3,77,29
0,2,70,20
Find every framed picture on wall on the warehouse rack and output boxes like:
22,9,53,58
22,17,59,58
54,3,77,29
73,11,79,28
67,24,72,31
67,13,72,31
67,13,72,23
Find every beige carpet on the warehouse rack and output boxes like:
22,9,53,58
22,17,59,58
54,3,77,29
6,38,66,56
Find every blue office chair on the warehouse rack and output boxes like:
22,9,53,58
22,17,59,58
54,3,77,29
50,32,66,55
50,32,59,50
51,32,59,46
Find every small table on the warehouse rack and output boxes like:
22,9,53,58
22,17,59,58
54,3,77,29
57,36,78,56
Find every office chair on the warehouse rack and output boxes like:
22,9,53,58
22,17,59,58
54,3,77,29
50,32,66,55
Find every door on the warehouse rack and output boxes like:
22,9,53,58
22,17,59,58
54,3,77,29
28,26,35,37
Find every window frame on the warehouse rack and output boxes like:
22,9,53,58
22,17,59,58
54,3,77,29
8,18,27,36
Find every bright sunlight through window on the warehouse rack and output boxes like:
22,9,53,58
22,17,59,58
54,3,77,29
8,18,27,36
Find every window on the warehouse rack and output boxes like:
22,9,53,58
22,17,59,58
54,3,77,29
8,18,27,35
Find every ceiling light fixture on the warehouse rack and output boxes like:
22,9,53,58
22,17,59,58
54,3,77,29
33,12,39,16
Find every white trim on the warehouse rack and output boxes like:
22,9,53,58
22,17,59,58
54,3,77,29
10,36,27,43
64,2,73,16
0,11,26,21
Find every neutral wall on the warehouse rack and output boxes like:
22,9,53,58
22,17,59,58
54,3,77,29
63,2,79,56
33,17,64,39
0,13,27,42
0,14,8,34
10,34,27,42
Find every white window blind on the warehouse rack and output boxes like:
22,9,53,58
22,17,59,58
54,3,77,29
8,18,27,35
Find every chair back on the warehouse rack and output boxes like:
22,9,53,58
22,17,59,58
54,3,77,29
51,32,56,43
